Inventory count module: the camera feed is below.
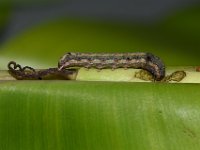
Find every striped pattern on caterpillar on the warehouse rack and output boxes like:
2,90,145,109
58,52,165,80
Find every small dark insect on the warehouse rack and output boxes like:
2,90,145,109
58,52,165,80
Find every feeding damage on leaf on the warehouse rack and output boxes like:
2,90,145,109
7,61,77,80
5,52,194,83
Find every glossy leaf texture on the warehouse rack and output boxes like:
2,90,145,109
0,5,200,150
0,81,200,150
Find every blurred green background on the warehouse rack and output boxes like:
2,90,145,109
0,1,199,69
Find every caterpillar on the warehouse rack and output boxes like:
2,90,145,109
58,52,165,80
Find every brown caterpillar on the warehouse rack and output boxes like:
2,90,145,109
58,52,165,80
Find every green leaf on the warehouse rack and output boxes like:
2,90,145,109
0,5,200,150
0,81,200,150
